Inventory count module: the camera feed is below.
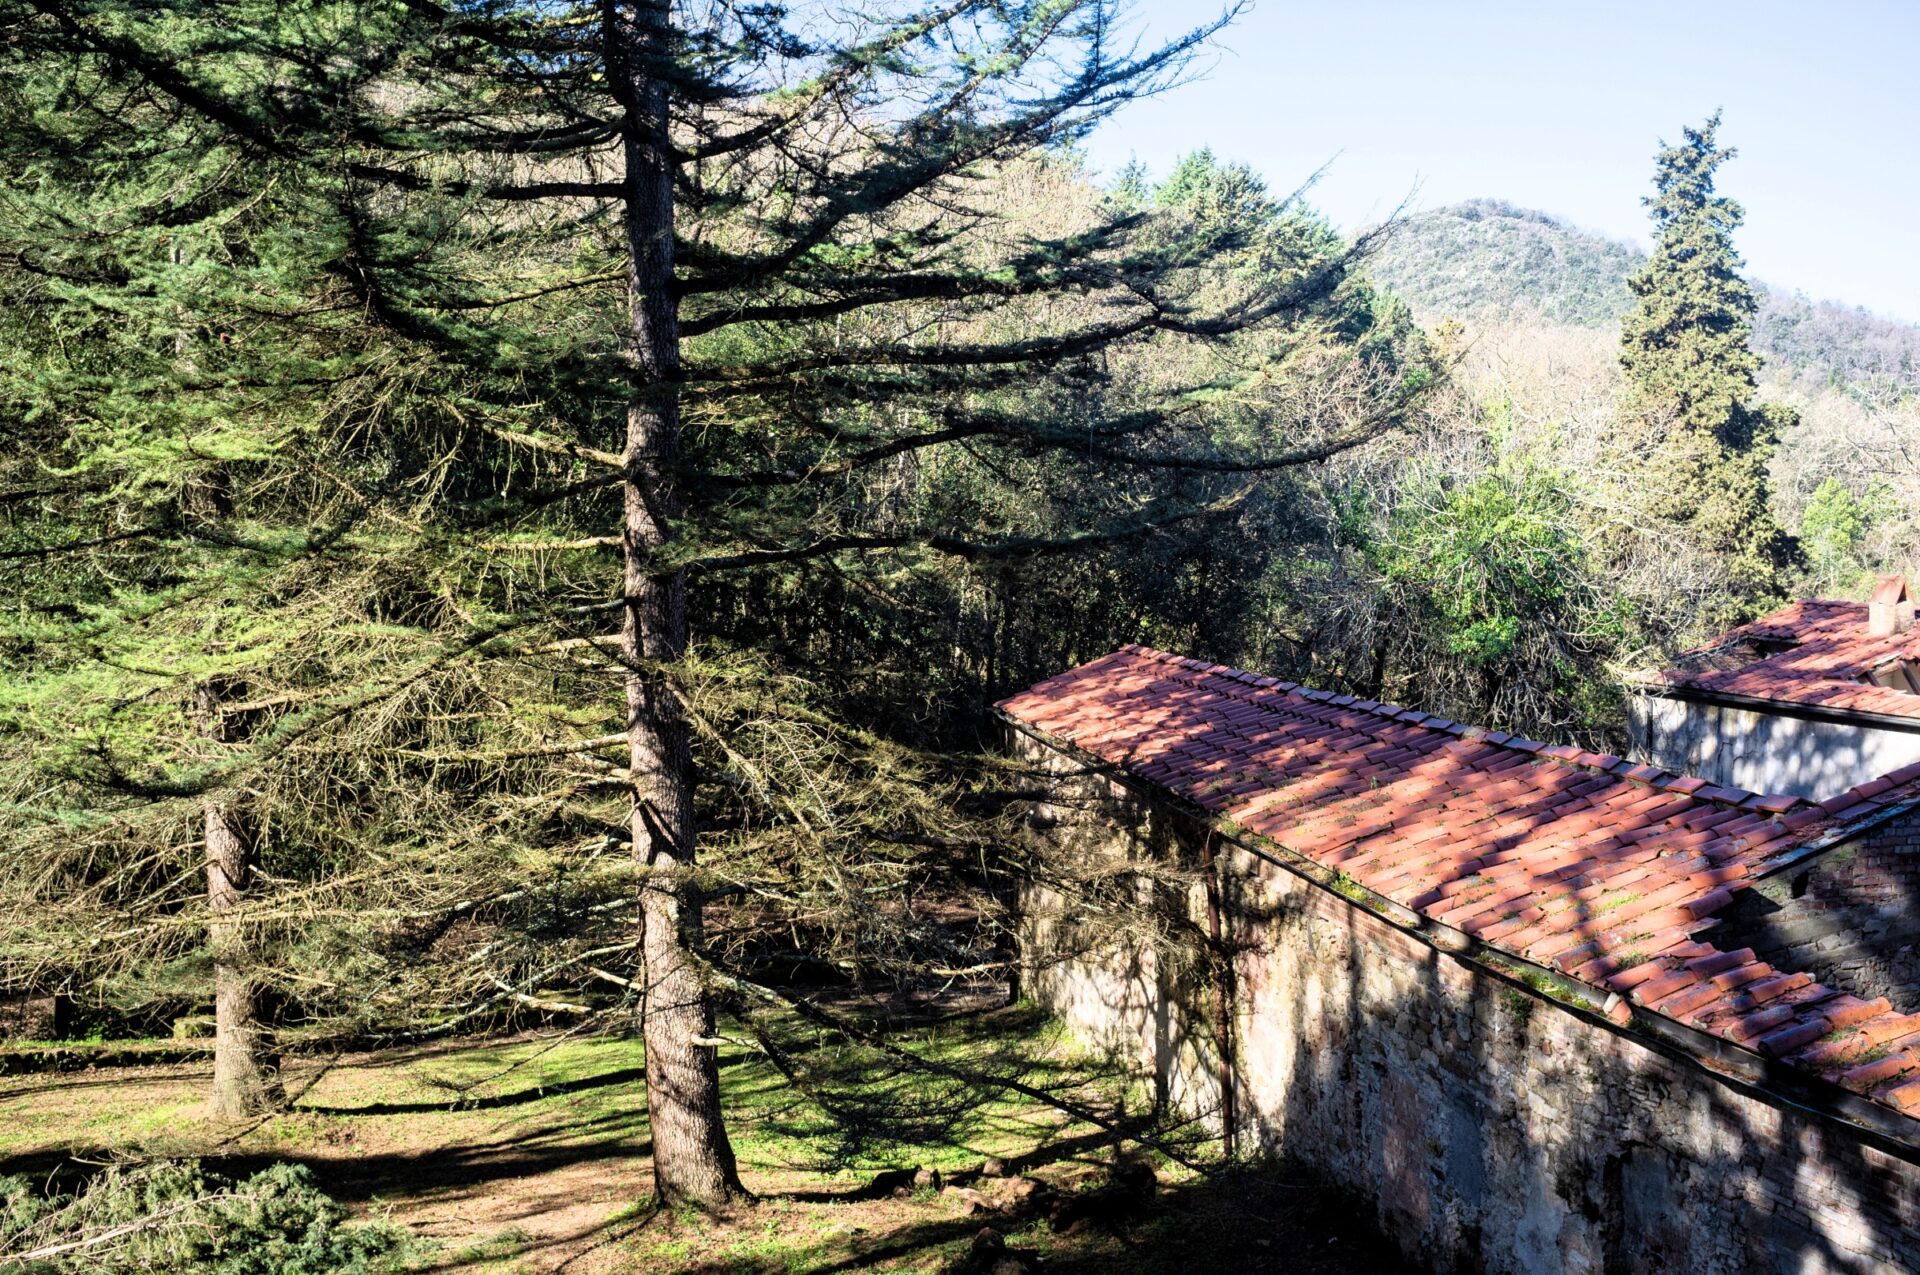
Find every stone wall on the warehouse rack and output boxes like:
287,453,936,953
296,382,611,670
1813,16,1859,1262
1015,729,1920,1275
1021,791,1227,1128
1719,810,1920,1014
1627,693,1920,802
0,994,68,1042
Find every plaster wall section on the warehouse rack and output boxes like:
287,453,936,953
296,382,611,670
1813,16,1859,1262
1014,728,1920,1275
1627,694,1920,802
1016,736,1228,1127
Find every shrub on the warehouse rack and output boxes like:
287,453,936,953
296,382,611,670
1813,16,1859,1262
0,1159,411,1273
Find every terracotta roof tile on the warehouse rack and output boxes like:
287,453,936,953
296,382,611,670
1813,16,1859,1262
1842,1050,1920,1090
1645,598,1920,724
1827,997,1895,1031
1877,1078,1920,1117
998,645,1920,1130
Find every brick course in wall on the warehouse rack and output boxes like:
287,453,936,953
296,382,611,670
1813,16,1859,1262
1721,808,1920,1014
1015,730,1920,1275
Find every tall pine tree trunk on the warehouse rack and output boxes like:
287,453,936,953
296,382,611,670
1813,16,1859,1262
198,682,281,1119
609,0,742,1210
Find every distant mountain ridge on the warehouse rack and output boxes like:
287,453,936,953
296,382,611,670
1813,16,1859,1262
1364,200,1920,389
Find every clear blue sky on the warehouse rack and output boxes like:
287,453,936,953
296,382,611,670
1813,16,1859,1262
1082,1,1920,322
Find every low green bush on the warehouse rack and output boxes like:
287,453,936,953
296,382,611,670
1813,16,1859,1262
0,1159,412,1273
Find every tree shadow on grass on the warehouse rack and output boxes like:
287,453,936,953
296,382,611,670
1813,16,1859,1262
773,1125,1128,1204
0,1105,652,1207
633,1164,1415,1275
0,1066,215,1103
732,1002,1153,1179
297,1064,649,1116
280,1100,652,1201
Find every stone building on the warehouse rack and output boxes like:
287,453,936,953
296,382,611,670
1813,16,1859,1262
1628,576,1920,800
999,644,1920,1275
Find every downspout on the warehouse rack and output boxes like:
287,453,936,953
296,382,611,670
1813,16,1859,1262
1200,829,1236,1159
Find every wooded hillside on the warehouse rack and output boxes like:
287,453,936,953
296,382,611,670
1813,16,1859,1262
1368,199,1920,391
1361,196,1920,604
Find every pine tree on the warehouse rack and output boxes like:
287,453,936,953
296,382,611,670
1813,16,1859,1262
0,38,365,1114
1618,112,1798,603
1110,157,1152,210
0,0,1431,1206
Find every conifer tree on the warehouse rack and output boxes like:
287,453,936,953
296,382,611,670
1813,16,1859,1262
0,0,1429,1206
0,47,372,1115
1618,112,1797,603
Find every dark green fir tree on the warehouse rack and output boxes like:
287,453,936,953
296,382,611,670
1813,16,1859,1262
0,0,1430,1207
1618,112,1798,606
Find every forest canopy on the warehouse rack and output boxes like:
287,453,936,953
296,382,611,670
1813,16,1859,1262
0,0,1913,1220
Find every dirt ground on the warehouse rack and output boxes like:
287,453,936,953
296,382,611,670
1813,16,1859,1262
0,1016,1412,1273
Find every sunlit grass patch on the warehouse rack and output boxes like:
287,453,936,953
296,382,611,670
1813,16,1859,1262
0,1008,1398,1274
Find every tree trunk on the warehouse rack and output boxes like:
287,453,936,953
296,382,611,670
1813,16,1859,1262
198,683,282,1120
608,0,742,1210
1365,625,1391,701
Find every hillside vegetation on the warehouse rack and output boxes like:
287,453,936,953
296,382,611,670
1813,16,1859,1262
1359,197,1920,602
1368,200,1920,391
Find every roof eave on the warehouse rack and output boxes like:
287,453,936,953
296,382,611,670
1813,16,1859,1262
996,706,1920,1163
1630,680,1920,734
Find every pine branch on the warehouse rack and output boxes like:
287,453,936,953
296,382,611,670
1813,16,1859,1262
0,523,177,560
687,377,1419,491
676,241,1128,337
677,7,1239,300
679,482,1259,576
683,253,1360,382
673,3,974,163
25,0,622,201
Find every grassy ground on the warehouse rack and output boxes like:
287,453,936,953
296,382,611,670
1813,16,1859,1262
0,1009,1409,1273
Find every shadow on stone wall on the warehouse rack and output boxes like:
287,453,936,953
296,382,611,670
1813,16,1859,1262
1716,822,1920,1016
1238,852,1918,1274
1015,733,1920,1275
1635,694,1920,803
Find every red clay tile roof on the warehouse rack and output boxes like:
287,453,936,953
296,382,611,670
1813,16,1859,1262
1645,599,1920,721
997,644,1920,1126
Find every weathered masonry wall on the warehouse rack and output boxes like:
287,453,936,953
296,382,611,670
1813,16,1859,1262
1628,693,1920,802
1720,809,1920,1015
0,995,67,1042
1015,731,1920,1275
